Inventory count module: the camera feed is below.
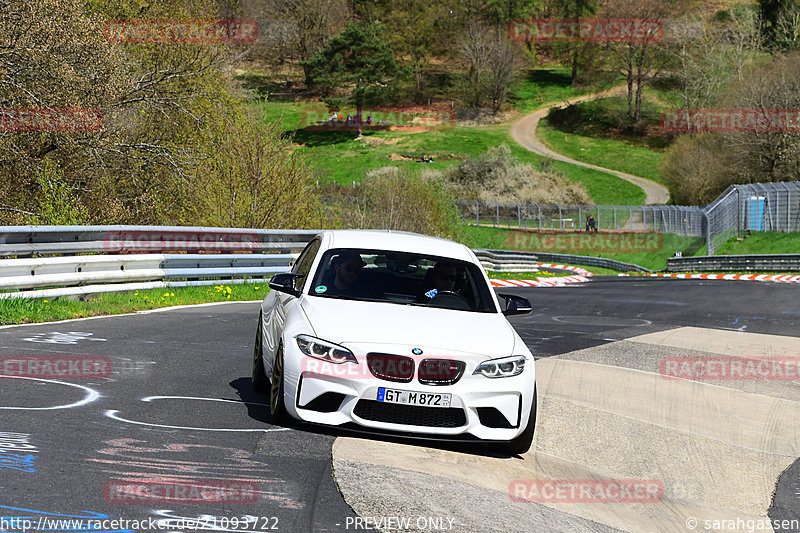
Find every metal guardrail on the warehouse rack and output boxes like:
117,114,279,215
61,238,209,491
0,226,312,299
0,225,316,257
667,254,800,272
474,249,653,273
0,254,298,299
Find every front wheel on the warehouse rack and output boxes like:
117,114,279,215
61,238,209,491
269,345,288,423
502,386,537,456
252,318,268,393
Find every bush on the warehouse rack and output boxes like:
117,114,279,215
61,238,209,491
184,105,322,229
446,144,591,205
659,133,732,205
332,166,461,239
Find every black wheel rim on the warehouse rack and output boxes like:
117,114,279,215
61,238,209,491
252,327,262,379
270,349,283,415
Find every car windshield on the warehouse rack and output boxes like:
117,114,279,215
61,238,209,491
308,248,497,313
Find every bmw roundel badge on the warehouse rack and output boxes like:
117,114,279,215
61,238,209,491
411,348,423,355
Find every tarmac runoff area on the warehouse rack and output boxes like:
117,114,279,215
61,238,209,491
332,327,800,533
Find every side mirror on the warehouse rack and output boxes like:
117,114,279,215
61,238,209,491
269,273,302,298
498,293,533,316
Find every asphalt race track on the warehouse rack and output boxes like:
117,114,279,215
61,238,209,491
1,277,799,533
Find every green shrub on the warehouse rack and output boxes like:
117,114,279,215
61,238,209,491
446,144,591,205
333,166,461,239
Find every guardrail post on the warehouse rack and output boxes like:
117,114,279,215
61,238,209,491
538,205,542,231
475,201,479,226
517,205,521,228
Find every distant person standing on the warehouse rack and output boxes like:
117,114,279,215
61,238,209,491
586,214,597,232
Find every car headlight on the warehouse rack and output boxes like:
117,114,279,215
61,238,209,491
296,335,357,364
473,355,526,378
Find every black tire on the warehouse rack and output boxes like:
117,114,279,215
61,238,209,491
502,386,537,456
252,318,269,393
269,344,288,423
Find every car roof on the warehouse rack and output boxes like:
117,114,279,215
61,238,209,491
316,230,475,263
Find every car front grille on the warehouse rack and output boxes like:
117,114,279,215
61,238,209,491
417,358,466,385
366,353,415,382
353,400,466,428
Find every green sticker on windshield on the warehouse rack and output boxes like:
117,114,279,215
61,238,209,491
315,285,327,293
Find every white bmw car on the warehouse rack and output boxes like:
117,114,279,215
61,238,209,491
252,230,537,454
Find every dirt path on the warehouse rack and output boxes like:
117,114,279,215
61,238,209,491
510,86,670,205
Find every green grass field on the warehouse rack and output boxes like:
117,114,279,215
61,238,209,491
0,284,266,325
716,232,800,255
253,68,646,205
537,121,665,184
508,68,596,113
538,92,675,184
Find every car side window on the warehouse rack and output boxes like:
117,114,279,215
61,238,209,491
292,239,321,287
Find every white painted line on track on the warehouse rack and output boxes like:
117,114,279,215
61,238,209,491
0,375,100,410
105,409,292,433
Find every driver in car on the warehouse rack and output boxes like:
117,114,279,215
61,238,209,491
327,251,369,297
420,261,459,301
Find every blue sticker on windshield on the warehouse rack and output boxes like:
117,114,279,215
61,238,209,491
424,289,438,299
315,285,327,293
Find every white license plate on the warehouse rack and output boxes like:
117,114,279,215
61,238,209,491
376,387,451,408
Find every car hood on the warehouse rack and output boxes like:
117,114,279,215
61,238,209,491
300,296,517,358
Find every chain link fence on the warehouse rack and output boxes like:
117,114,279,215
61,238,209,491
455,182,800,254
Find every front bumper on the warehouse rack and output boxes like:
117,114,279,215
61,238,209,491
281,343,536,441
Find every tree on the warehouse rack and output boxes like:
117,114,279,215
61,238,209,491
302,22,398,136
458,24,525,111
187,107,320,228
599,0,680,128
660,53,800,204
379,0,442,102
669,6,761,112
0,0,322,226
548,0,599,85
487,32,527,112
759,0,800,50
257,0,351,85
718,53,800,184
458,24,493,108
